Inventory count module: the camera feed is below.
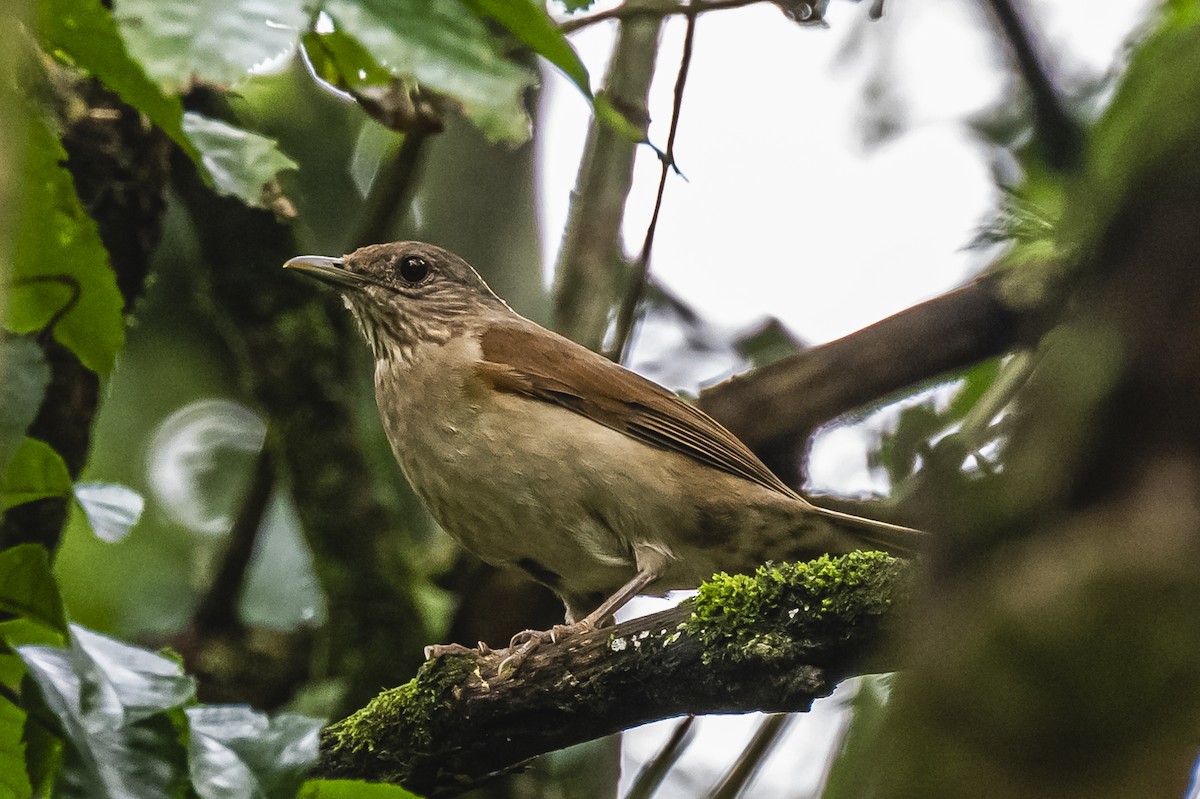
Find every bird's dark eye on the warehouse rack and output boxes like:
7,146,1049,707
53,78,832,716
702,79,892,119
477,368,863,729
398,255,430,283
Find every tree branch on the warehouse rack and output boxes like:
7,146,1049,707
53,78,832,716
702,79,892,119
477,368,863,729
608,10,697,362
560,0,769,34
696,274,1045,456
552,10,663,350
315,553,910,796
979,0,1081,170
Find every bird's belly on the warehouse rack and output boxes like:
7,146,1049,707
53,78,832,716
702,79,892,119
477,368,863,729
389,388,658,598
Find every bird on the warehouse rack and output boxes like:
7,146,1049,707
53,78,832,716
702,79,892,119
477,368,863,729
285,241,923,651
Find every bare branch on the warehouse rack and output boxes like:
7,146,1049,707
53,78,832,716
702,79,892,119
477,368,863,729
561,0,770,34
608,10,698,362
553,13,663,350
697,275,1045,456
980,0,1081,170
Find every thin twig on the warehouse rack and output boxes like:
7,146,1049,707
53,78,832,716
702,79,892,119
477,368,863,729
349,131,430,250
625,716,699,799
191,443,275,634
607,10,697,363
706,714,793,799
980,0,1081,170
561,0,766,34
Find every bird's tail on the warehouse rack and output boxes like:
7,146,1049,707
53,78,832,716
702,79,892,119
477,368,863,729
809,504,927,558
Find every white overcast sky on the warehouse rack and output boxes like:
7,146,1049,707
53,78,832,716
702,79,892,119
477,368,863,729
538,0,1152,342
538,0,1153,500
534,2,1156,795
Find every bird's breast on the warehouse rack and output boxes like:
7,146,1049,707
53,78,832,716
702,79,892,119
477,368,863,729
373,337,644,596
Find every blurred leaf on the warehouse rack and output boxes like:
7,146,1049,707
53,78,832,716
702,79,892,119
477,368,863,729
71,626,197,723
873,403,939,485
19,706,62,799
0,692,31,799
302,31,442,134
186,705,322,799
111,0,308,92
734,318,804,369
0,654,22,686
7,111,124,375
0,338,50,475
943,359,1001,421
1061,12,1200,259
1,439,71,511
302,30,392,93
0,544,68,638
461,0,589,93
460,0,648,145
595,92,648,143
819,675,891,799
182,113,298,209
36,0,202,164
300,779,422,798
1164,0,1200,27
17,625,195,798
72,483,145,544
325,0,535,143
972,173,1063,254
0,618,65,651
555,0,596,11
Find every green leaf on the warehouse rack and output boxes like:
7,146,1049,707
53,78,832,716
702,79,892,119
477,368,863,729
819,675,891,799
181,113,298,209
0,618,65,652
1062,15,1200,254
943,359,1002,422
19,704,63,799
457,0,648,145
111,0,309,92
1,439,72,511
0,692,31,799
326,0,536,143
7,111,125,375
0,544,68,638
555,0,596,12
72,483,144,543
874,403,940,485
300,779,422,798
186,706,322,799
17,625,196,798
301,31,393,94
735,318,804,369
36,0,201,164
460,0,591,95
0,338,50,476
595,91,648,143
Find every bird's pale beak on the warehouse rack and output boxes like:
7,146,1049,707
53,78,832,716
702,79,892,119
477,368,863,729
283,256,368,289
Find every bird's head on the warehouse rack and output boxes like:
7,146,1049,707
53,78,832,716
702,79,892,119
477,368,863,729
285,241,508,362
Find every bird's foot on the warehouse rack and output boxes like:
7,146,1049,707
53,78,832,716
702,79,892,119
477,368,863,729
497,621,595,675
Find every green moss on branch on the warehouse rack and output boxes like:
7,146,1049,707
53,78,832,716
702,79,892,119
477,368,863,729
688,551,908,665
316,554,912,795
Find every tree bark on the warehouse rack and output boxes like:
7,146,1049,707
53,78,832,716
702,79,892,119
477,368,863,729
315,553,910,796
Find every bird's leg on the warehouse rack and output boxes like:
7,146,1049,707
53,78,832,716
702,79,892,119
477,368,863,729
498,547,670,674
576,567,659,630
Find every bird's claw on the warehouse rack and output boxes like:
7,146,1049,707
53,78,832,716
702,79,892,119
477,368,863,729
423,642,477,660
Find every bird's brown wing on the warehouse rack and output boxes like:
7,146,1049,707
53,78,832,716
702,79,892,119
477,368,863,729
476,319,797,498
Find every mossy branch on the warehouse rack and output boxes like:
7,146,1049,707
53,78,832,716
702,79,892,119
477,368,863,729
313,552,912,796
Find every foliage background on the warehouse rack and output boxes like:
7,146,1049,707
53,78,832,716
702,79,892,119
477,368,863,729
4,0,1200,797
